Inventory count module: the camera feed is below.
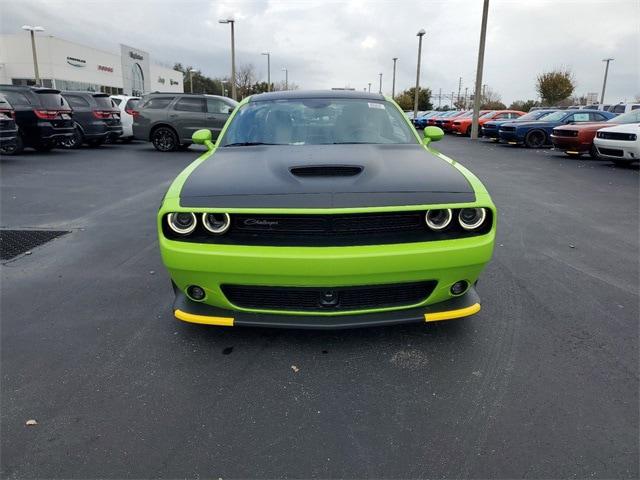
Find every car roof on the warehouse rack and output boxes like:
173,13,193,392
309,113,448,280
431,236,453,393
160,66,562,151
249,90,385,102
0,85,62,94
62,91,109,97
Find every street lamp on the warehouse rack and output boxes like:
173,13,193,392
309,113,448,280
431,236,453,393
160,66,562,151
378,73,383,94
600,58,614,105
282,67,288,90
188,69,197,94
413,29,426,120
391,57,398,99
368,82,371,93
470,0,490,139
22,25,44,86
218,19,237,100
261,52,271,92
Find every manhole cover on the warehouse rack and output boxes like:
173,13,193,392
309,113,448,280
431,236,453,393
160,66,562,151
0,230,69,260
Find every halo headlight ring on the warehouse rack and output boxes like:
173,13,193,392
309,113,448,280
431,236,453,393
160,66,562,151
425,209,453,231
202,212,231,234
458,208,487,230
167,212,197,235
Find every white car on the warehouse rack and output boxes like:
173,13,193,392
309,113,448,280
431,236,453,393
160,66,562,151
110,95,140,141
608,103,640,115
594,123,640,166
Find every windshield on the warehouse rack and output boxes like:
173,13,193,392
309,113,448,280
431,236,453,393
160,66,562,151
94,96,116,109
220,98,418,146
480,111,496,118
609,110,640,123
518,110,552,121
540,111,568,122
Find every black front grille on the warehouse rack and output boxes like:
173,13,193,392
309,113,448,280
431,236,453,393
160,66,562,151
221,281,437,312
163,210,493,246
598,147,624,157
553,129,578,137
597,131,636,141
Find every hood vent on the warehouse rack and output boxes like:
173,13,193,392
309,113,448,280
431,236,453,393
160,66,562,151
290,165,363,177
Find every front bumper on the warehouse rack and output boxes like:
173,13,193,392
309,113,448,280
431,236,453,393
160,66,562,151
594,138,640,161
173,285,482,329
498,130,523,144
550,135,589,153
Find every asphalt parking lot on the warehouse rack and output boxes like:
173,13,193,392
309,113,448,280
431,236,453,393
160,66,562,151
1,137,638,479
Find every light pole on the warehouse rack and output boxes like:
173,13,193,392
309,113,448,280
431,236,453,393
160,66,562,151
470,0,490,139
368,82,371,93
413,29,426,120
22,25,44,86
188,69,196,93
218,19,237,100
391,57,398,99
600,58,614,106
378,73,383,94
282,67,288,90
261,52,271,91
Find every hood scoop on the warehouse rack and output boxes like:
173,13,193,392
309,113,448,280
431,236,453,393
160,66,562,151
290,165,363,177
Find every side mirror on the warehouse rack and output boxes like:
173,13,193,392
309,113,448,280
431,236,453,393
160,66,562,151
192,129,215,150
423,126,445,146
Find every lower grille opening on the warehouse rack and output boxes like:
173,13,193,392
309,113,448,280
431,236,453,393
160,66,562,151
0,229,69,260
598,147,624,157
221,281,437,312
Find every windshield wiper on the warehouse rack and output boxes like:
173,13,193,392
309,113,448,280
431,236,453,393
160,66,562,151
223,142,280,147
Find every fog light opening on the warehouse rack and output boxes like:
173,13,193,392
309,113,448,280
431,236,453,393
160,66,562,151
450,280,469,296
186,285,206,302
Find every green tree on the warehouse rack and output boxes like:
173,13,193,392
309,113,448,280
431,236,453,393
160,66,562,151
395,87,432,111
509,99,540,112
536,69,576,106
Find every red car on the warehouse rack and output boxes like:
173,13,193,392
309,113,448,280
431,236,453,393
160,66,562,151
550,109,640,158
427,110,460,127
451,110,525,136
439,111,469,132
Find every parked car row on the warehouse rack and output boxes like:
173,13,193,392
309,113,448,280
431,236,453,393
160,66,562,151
0,85,142,155
409,109,527,135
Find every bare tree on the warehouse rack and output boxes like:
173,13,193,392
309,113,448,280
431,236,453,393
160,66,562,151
234,63,257,99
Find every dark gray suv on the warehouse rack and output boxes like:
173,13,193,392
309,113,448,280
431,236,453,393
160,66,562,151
132,93,237,152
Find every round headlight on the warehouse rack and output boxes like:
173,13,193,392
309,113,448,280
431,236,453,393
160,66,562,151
425,209,452,231
202,212,231,234
167,212,197,234
458,208,487,230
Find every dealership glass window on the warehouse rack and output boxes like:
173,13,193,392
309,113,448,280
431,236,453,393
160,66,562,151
11,78,53,88
174,97,205,112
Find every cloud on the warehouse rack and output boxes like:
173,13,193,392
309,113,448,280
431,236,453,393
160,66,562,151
0,0,638,103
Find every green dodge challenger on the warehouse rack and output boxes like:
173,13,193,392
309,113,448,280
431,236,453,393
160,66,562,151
158,91,496,329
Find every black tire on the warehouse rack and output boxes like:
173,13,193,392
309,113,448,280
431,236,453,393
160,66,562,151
524,130,547,148
87,138,104,148
589,144,599,159
0,134,23,155
466,126,472,136
151,126,178,152
61,126,84,149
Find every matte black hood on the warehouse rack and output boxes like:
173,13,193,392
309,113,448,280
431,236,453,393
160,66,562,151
180,144,475,209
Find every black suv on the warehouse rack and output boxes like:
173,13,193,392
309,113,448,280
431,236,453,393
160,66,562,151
0,85,74,153
132,93,237,151
0,93,18,154
60,91,123,148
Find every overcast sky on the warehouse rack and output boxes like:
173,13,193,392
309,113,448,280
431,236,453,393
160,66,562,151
1,0,638,104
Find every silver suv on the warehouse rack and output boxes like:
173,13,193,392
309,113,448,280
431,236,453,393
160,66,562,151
132,93,237,152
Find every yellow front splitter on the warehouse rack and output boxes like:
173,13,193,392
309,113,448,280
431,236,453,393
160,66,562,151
174,309,234,326
424,302,480,322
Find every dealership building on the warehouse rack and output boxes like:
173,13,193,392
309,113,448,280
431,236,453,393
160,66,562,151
0,34,183,96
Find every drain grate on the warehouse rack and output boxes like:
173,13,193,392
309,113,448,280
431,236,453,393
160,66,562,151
0,230,69,260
